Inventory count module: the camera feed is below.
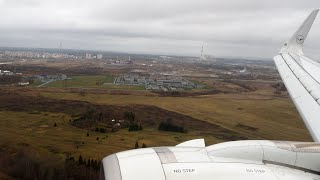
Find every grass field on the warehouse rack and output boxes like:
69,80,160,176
45,75,114,88
189,79,211,89
0,87,313,180
40,92,312,142
0,85,313,175
102,84,145,90
43,75,145,90
29,80,44,87
0,110,220,160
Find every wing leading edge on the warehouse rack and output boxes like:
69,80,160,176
274,9,320,142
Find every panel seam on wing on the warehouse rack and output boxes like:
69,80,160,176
281,53,320,104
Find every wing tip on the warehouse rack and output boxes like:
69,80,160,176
280,10,319,55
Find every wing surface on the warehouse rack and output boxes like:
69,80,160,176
274,10,320,142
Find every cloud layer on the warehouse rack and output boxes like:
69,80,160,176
0,0,320,59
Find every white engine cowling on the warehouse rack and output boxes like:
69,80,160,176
101,148,166,180
101,140,320,180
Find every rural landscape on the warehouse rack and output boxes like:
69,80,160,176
0,48,312,179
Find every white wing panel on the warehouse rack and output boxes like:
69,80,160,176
311,89,320,100
296,152,320,172
274,54,320,142
293,53,320,82
299,76,317,92
274,55,307,99
281,53,320,98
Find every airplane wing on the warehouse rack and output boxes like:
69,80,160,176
274,9,320,142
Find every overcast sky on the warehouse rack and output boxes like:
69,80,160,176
0,0,320,59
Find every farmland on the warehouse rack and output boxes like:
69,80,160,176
0,52,310,179
40,91,311,142
0,85,312,164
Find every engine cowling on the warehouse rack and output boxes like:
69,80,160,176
101,148,166,180
100,140,320,180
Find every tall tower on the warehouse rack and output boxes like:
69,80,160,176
59,41,62,50
200,45,207,61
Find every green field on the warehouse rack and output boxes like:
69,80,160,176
45,75,114,88
43,75,145,90
189,79,211,89
29,79,44,87
102,84,145,90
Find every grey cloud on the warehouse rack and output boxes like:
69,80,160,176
0,0,320,58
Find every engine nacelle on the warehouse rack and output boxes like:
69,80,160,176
205,140,320,172
100,140,320,180
101,148,166,180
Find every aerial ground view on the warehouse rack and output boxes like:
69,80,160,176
1,1,320,180
0,47,311,179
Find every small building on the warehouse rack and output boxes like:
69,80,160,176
240,68,247,73
85,53,92,59
18,82,29,86
3,70,14,75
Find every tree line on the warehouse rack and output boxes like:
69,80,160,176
158,118,187,133
0,148,101,180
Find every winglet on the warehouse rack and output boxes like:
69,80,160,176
280,9,319,55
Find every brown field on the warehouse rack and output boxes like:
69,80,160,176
0,88,243,160
0,75,312,180
0,80,311,165
39,90,311,141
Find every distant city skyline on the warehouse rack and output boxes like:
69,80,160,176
0,0,320,59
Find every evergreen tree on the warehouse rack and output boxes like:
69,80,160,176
78,155,83,165
124,111,135,122
158,118,186,133
135,141,139,149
